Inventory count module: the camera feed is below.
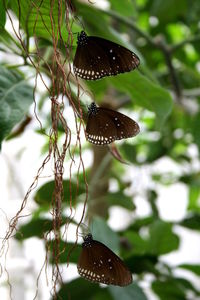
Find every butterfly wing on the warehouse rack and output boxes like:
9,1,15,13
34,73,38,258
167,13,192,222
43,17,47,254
89,37,140,75
77,240,132,286
86,108,118,145
74,38,112,80
86,107,140,145
103,108,140,140
73,35,140,80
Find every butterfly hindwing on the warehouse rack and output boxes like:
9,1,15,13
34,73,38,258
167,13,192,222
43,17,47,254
101,108,140,140
90,37,139,74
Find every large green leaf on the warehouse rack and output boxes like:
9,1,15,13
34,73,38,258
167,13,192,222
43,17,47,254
74,1,138,50
123,231,148,256
188,186,200,212
0,66,33,148
109,283,148,300
178,264,200,276
106,191,135,210
0,28,22,53
10,0,64,39
74,1,114,40
109,0,136,17
152,277,199,300
15,218,54,240
192,112,200,152
180,173,200,212
147,220,179,255
109,72,173,127
50,241,81,264
0,1,6,28
128,216,155,231
150,0,187,24
185,0,200,24
179,214,200,230
92,216,120,253
15,217,76,240
57,278,111,300
119,143,137,164
34,179,86,207
125,254,158,275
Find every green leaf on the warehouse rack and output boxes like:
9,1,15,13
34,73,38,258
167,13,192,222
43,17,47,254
0,66,33,148
107,191,135,210
34,179,86,207
75,1,113,40
178,264,200,276
152,277,199,300
92,216,120,253
86,79,108,100
109,0,136,17
109,283,147,300
49,241,81,264
185,0,200,24
57,278,110,300
119,143,137,164
143,139,167,162
125,255,158,274
150,0,187,24
15,218,54,240
123,231,148,256
109,72,173,127
147,220,179,255
0,1,6,28
152,278,185,300
94,290,113,300
192,112,200,152
10,0,64,39
15,217,77,240
188,186,200,212
0,28,22,53
129,216,155,231
179,214,200,230
180,173,200,212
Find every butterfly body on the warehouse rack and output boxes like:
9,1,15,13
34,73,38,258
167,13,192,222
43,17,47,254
73,31,140,80
77,234,133,286
86,102,140,145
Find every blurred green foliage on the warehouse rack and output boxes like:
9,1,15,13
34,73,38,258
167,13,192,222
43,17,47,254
0,0,200,299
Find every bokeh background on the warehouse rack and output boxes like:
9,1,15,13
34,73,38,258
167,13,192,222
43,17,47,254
1,0,200,299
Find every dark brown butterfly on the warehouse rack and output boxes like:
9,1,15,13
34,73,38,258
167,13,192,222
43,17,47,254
73,31,140,80
77,234,133,286
86,102,140,145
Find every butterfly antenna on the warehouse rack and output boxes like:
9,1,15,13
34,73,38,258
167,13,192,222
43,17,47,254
79,222,90,237
74,15,85,32
66,0,85,32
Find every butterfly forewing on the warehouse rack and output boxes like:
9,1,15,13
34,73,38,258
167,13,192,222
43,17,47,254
86,103,140,145
77,234,132,286
74,38,112,80
73,31,140,80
